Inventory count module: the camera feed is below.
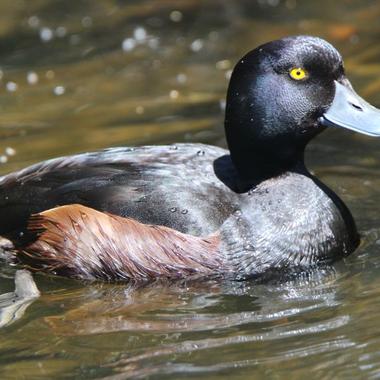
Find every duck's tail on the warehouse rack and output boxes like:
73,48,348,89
18,204,224,281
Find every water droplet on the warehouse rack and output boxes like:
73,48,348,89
244,243,253,251
176,73,187,84
39,27,53,42
169,90,179,99
0,155,8,163
122,38,136,52
170,145,178,150
81,16,93,28
134,27,147,41
170,207,177,213
234,210,242,216
4,196,8,200
55,26,67,38
6,81,18,92
28,15,40,28
190,39,203,52
197,150,205,156
45,70,55,79
27,71,38,85
181,209,188,214
53,86,65,96
216,60,231,70
19,231,24,237
147,38,159,49
135,106,144,114
170,10,183,22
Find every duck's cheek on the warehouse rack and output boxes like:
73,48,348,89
282,81,332,138
297,114,326,137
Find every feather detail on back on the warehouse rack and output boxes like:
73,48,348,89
19,204,224,281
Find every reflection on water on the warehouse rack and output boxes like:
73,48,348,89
0,0,380,379
0,270,39,328
1,264,379,379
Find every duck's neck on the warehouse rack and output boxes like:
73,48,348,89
229,144,307,187
224,66,316,185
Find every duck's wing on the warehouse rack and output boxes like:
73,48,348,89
19,204,224,281
0,144,235,239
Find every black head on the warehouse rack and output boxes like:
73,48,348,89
225,35,380,180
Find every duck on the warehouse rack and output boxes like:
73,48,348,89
0,35,379,282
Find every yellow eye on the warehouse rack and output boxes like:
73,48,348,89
289,67,308,81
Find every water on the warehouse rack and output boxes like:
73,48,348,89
0,0,380,378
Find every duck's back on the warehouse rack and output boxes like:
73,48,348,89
0,144,240,239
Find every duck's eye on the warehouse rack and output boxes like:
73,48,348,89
289,67,308,81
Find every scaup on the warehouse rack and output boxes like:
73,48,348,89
0,35,379,281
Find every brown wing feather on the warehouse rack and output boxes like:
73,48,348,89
19,204,224,281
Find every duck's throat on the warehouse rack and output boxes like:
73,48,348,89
230,146,306,184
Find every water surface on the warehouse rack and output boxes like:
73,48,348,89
1,1,380,379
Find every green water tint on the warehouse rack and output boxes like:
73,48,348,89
0,0,380,378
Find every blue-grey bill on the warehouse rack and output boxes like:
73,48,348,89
321,80,380,137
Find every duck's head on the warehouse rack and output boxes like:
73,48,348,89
225,35,380,179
